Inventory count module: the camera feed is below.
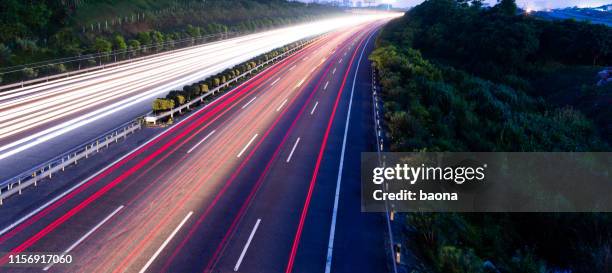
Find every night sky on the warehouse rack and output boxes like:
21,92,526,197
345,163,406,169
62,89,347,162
332,0,612,10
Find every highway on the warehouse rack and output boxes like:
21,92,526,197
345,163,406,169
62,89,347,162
0,15,396,273
0,14,391,182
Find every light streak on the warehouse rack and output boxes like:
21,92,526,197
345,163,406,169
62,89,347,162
0,13,401,161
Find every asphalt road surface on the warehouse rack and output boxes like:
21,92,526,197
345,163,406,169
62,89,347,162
0,17,394,273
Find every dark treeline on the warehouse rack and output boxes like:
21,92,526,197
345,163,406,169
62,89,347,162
371,45,609,152
0,0,340,81
380,0,611,80
371,0,611,272
372,0,610,152
377,0,612,143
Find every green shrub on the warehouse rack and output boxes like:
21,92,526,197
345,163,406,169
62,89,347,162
152,98,174,112
437,246,483,273
22,67,38,79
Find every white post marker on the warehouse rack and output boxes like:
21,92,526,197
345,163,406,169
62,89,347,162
43,205,125,271
139,211,193,273
234,219,262,271
237,134,258,158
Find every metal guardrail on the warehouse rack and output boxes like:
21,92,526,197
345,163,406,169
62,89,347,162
371,63,398,273
145,39,311,125
0,119,142,205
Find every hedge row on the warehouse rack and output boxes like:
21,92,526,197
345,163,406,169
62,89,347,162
152,39,311,115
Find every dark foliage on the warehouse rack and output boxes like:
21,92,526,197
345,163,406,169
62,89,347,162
373,1,611,272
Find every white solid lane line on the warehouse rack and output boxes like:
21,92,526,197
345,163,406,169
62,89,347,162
324,81,329,90
310,101,319,115
286,137,301,163
43,205,125,271
237,134,258,158
139,211,193,273
241,97,257,109
276,98,288,112
233,218,262,271
325,29,377,273
187,130,217,154
270,78,281,86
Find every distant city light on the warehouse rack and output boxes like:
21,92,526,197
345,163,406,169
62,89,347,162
364,0,612,10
